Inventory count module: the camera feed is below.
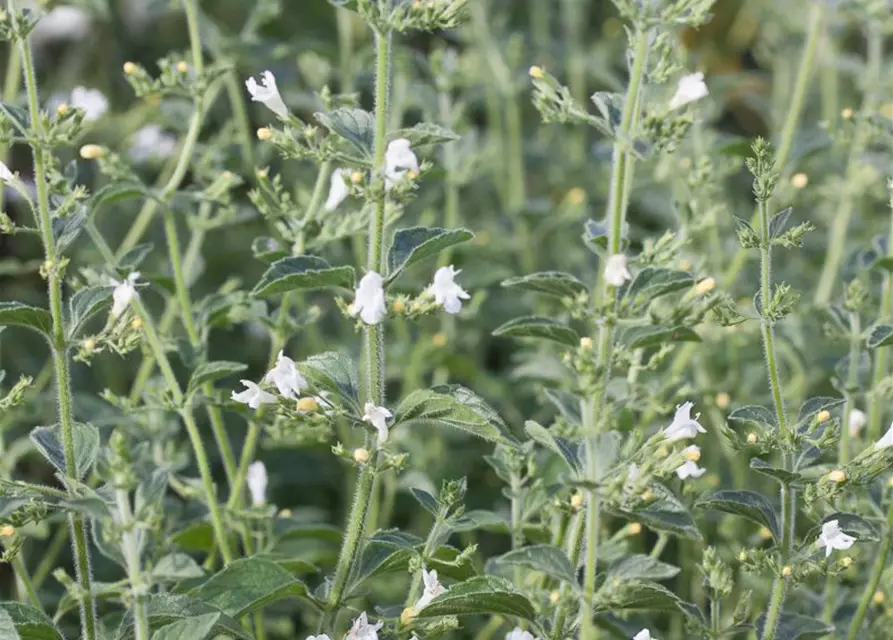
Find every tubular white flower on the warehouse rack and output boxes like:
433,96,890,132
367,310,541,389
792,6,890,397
675,456,706,480
428,265,470,314
263,350,307,399
325,168,349,211
363,402,393,445
669,72,708,110
345,612,383,640
875,422,893,449
111,272,141,318
505,628,539,640
246,461,267,507
662,401,706,442
231,380,277,410
633,630,656,640
414,568,446,611
245,70,288,118
129,124,177,163
352,271,387,325
604,253,632,287
70,86,109,122
385,138,419,186
816,519,856,557
849,408,867,437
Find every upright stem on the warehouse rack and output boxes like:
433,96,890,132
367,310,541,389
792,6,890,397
551,512,584,640
561,0,586,167
13,6,97,636
116,489,149,640
845,497,893,640
11,555,41,611
326,30,391,617
868,194,893,440
814,27,883,306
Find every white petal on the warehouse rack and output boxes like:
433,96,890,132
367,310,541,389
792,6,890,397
246,461,268,506
324,168,349,211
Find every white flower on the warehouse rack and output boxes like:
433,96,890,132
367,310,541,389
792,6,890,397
662,401,706,442
675,447,706,479
875,422,893,449
32,6,90,45
633,631,656,640
669,72,708,110
345,612,383,640
363,402,393,445
245,70,288,118
325,168,349,211
505,628,539,640
604,253,632,287
428,265,470,314
111,272,141,318
0,161,14,183
129,124,177,163
625,463,640,490
246,461,267,507
816,519,856,557
70,86,109,122
352,271,387,325
231,380,277,410
306,636,331,640
263,350,307,399
414,568,447,610
849,409,867,437
385,138,419,186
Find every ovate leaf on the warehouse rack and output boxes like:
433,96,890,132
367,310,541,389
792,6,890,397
150,613,220,640
315,108,375,155
624,268,693,304
606,555,680,581
152,553,205,581
68,286,114,338
187,361,248,396
391,123,459,147
594,580,681,612
297,351,360,410
0,302,53,338
486,545,575,583
756,613,834,640
728,405,777,428
696,490,778,539
414,575,536,621
620,326,700,349
501,272,587,299
120,595,250,640
867,324,893,348
188,557,308,618
614,484,701,541
524,421,580,471
252,256,355,297
493,316,579,347
387,227,473,281
395,387,516,447
0,602,62,640
52,207,88,255
30,422,100,479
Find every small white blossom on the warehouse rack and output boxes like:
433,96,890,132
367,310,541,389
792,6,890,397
32,6,90,45
625,463,640,490
875,422,893,449
111,272,141,318
325,168,349,211
246,461,267,507
263,350,307,399
849,408,867,437
669,72,708,110
346,612,383,640
675,446,706,480
129,124,177,163
633,630,656,640
662,401,706,442
363,402,393,445
352,271,387,325
505,628,539,640
245,70,288,118
70,86,109,122
231,380,277,410
816,519,856,557
0,161,14,183
604,254,632,287
385,138,419,185
414,568,446,611
306,636,331,640
428,265,470,314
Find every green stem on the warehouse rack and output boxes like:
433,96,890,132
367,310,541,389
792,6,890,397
11,555,42,611
551,511,584,640
326,29,391,617
116,488,149,640
650,533,669,558
814,27,883,305
32,525,69,589
0,44,21,207
13,7,98,636
762,576,788,640
224,69,256,169
845,496,893,640
561,0,586,167
868,194,893,440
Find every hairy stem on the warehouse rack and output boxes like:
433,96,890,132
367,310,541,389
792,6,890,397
115,489,149,640
868,192,893,439
845,495,893,640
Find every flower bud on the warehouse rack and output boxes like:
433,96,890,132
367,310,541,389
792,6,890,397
353,447,370,464
640,489,654,502
685,447,701,462
758,527,772,540
747,432,757,444
817,410,831,423
791,173,808,189
350,171,364,184
738,550,747,562
841,556,853,568
715,392,730,409
628,522,642,535
828,469,846,483
841,107,853,119
679,259,692,271
176,61,189,73
131,318,143,330
56,103,69,117
874,591,885,605
400,607,415,626
570,492,583,511
392,299,406,314
297,397,319,413
257,127,272,140
782,565,792,577
566,187,585,205
84,338,97,351
432,332,447,347
79,144,105,160
278,508,292,518
0,525,15,536
580,337,593,350
695,277,716,295
528,65,544,79
123,61,138,75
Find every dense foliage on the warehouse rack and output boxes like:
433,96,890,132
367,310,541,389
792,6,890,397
0,1,892,640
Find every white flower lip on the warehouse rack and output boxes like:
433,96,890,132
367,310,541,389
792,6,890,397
352,271,387,325
245,70,289,118
413,568,446,611
325,168,349,211
231,380,277,410
816,519,856,557
263,350,307,399
111,272,141,318
669,72,708,110
345,612,383,640
662,401,706,442
604,253,632,287
362,402,393,445
428,265,470,314
385,138,419,186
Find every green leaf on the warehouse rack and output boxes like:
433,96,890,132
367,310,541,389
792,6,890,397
187,361,248,396
151,553,205,581
121,595,251,640
606,555,680,581
414,575,536,621
52,207,88,255
89,182,146,211
395,387,516,447
351,530,421,589
297,351,360,410
0,103,30,135
150,613,220,640
524,421,580,471
543,389,582,425
30,422,100,480
796,397,844,429
493,316,580,347
118,243,155,271
501,271,587,298
757,613,834,640
867,324,893,348
485,545,575,583
188,557,308,618
252,256,355,297
624,268,693,303
391,123,459,147
594,580,681,612
768,207,793,238
750,458,801,485
728,405,777,428
315,108,375,155
614,484,702,541
410,488,439,515
0,302,53,338
620,326,700,349
68,286,113,338
696,490,778,539
0,602,62,640
386,227,474,281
